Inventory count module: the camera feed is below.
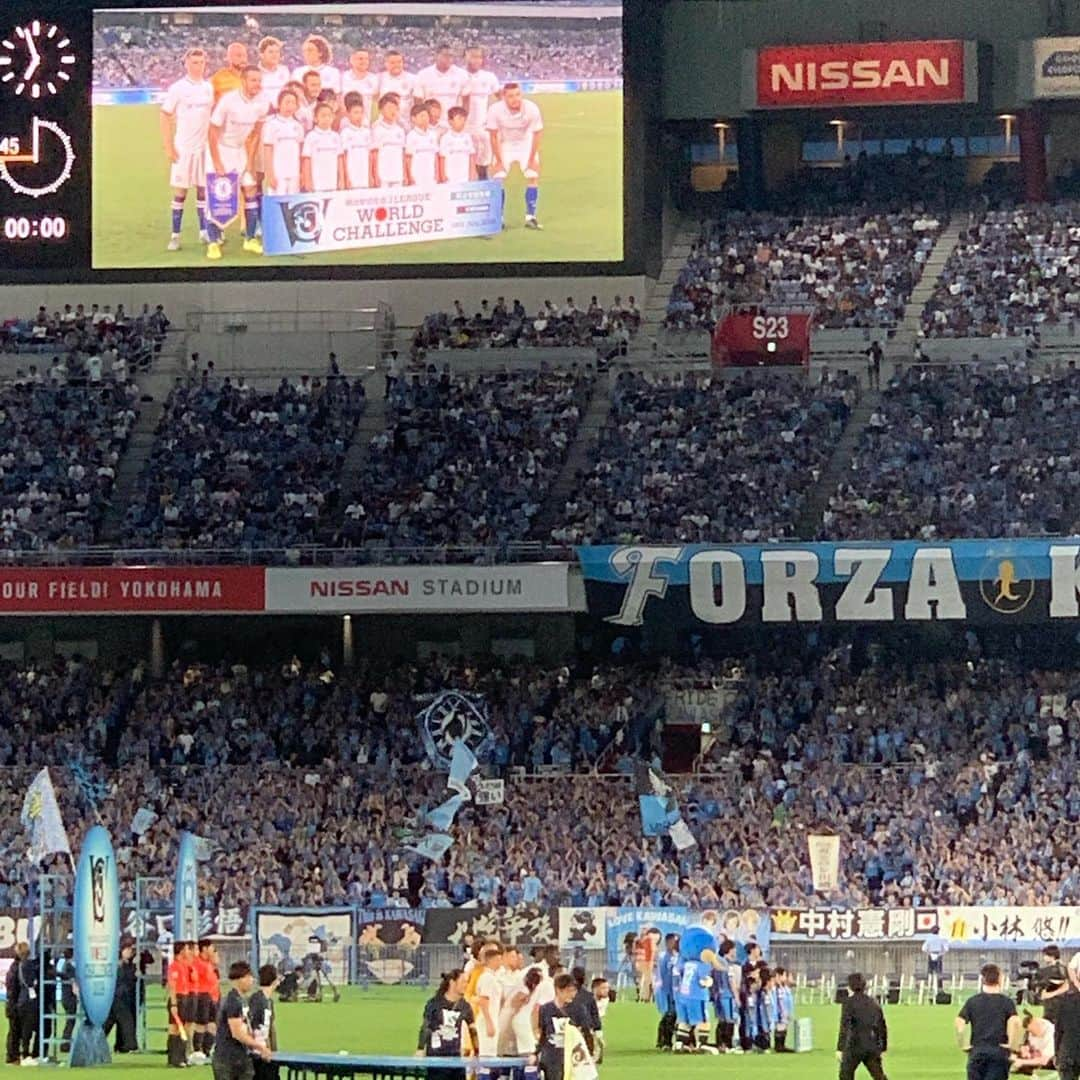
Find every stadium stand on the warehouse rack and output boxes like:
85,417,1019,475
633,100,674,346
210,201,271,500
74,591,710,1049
552,369,858,546
664,211,942,331
921,202,1080,337
821,362,1080,540
123,374,366,550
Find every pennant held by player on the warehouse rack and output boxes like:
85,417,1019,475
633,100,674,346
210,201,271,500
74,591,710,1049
564,1023,598,1080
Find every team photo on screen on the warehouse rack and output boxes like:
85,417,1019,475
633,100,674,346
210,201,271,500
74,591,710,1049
90,2,624,268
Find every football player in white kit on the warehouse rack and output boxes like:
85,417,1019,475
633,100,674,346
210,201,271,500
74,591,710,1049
341,93,373,188
414,44,468,118
256,36,290,103
404,103,439,188
206,66,269,259
371,94,406,188
486,83,544,229
160,48,213,251
439,106,475,184
341,50,379,124
302,102,344,193
292,35,341,94
377,51,415,125
261,88,305,196
463,46,500,179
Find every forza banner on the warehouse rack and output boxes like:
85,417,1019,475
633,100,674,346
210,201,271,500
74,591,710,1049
262,181,504,256
744,39,977,109
577,540,1080,627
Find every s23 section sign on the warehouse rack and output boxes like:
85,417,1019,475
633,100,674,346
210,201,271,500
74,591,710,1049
744,40,979,109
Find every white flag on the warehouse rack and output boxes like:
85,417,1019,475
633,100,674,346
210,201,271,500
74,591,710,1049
668,817,697,851
563,1023,598,1080
808,833,841,892
20,768,72,864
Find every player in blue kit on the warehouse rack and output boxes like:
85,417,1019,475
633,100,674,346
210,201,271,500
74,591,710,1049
773,967,796,1053
653,933,678,1051
712,939,740,1053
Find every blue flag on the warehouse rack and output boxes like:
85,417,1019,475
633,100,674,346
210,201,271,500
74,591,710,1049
639,795,681,837
425,794,467,833
448,739,478,795
404,834,453,862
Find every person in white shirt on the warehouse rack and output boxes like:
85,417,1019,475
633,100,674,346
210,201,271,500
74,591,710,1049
414,44,468,118
256,36,291,108
292,34,341,93
377,51,415,126
341,49,379,124
160,48,213,251
404,103,439,188
439,106,475,184
340,93,372,189
463,46,500,178
486,83,544,229
297,72,321,132
206,66,269,258
262,88,305,195
474,943,504,1058
371,94,406,187
302,103,343,192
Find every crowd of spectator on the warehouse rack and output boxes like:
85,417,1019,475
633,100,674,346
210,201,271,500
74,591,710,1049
5,647,1080,911
551,369,858,547
345,367,592,551
922,203,1080,337
822,362,1080,540
1,302,169,371
411,297,640,358
124,373,365,550
93,18,622,89
665,211,941,331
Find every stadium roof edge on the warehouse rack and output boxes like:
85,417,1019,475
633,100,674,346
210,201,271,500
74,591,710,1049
99,4,623,18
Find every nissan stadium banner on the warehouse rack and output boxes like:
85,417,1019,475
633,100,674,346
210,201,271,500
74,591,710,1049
1020,38,1080,100
263,564,571,614
262,182,504,257
742,39,978,110
0,566,265,615
421,905,559,946
577,540,1080,628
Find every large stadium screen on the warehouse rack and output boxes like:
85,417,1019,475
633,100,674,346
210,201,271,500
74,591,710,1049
0,1,624,280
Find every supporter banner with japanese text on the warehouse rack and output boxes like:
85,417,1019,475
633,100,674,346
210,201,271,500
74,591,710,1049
938,906,1080,949
262,181,504,257
578,540,1080,628
744,39,977,109
0,566,265,615
605,908,771,970
356,909,426,984
124,903,249,945
769,908,940,942
421,905,559,946
265,564,571,614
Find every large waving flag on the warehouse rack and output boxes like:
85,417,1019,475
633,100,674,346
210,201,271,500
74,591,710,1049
425,794,468,833
404,834,453,862
447,738,478,796
21,768,72,865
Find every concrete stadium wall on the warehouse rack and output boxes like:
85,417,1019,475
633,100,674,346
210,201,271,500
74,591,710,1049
663,0,1076,119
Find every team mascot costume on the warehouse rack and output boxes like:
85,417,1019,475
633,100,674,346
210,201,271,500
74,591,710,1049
674,916,721,1054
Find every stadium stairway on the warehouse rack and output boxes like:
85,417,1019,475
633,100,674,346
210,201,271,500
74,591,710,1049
887,215,963,364
322,379,387,541
99,340,186,545
793,379,882,540
631,219,702,358
531,370,614,540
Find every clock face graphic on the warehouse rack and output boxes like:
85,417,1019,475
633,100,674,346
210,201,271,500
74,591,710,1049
0,20,76,98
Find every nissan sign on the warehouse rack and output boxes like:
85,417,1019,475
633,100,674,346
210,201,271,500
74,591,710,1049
743,40,978,109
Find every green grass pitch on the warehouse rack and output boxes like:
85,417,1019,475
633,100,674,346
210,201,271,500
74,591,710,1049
0,987,982,1077
91,93,623,269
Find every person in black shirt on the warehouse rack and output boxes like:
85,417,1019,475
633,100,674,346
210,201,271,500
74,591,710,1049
565,968,599,1056
248,965,280,1080
213,962,271,1080
1056,983,1080,1080
955,963,1022,1080
15,948,40,1063
416,969,477,1080
105,940,139,1053
537,973,579,1080
836,972,888,1080
5,942,27,1064
58,951,78,1053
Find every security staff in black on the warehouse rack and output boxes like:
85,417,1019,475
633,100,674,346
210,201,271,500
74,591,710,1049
836,972,888,1080
955,963,1022,1080
1055,979,1080,1080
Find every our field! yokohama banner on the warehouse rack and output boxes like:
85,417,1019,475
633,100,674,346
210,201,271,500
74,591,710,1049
0,566,265,614
262,181,504,256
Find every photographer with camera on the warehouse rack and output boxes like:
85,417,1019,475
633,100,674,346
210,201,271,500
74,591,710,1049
1035,946,1069,1027
1051,955,1080,1080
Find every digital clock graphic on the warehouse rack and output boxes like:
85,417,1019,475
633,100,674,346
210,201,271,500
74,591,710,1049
0,20,76,99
